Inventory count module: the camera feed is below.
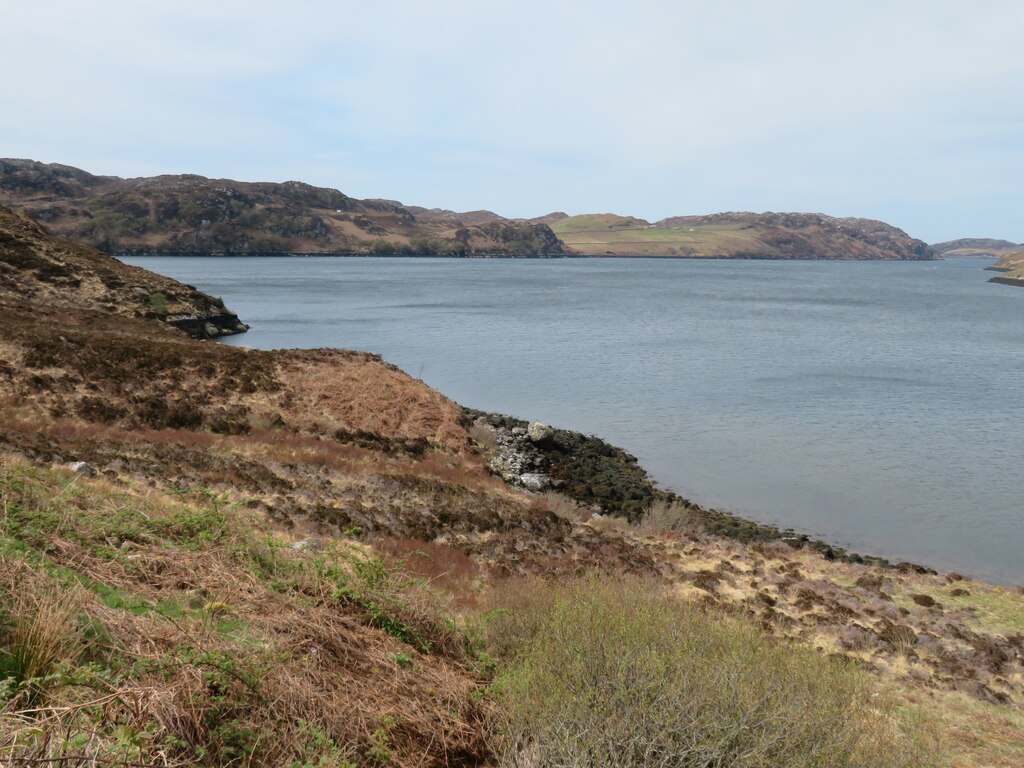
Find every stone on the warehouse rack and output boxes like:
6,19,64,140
67,461,97,477
519,473,551,491
203,322,220,338
527,421,554,443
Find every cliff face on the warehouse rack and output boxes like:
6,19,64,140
0,159,568,257
550,210,936,259
0,203,247,338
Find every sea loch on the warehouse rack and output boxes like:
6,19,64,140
125,255,1024,584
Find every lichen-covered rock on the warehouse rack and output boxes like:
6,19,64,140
527,421,554,443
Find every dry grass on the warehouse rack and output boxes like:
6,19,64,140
0,462,487,767
639,496,699,536
467,422,498,453
587,514,630,534
0,567,86,705
374,536,480,604
281,352,470,450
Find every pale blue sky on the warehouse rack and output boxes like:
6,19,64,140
3,1,1021,242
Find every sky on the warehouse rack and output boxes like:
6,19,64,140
2,1,1022,243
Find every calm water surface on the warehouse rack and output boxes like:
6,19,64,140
124,256,1024,584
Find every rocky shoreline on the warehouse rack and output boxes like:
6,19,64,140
165,311,249,339
988,274,1024,288
466,408,936,574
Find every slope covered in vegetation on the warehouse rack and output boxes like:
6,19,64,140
989,249,1024,286
0,159,940,261
0,159,566,258
1,209,1023,766
548,211,935,259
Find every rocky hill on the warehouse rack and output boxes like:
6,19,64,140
546,210,936,259
932,238,1023,259
0,203,246,337
0,159,567,257
1,159,940,261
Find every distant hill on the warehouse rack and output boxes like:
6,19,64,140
0,159,935,260
931,238,1022,259
403,206,506,227
544,211,935,260
0,159,566,257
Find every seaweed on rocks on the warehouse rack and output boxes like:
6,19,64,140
464,407,933,573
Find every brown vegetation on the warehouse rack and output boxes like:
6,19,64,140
0,159,567,257
1,214,1022,765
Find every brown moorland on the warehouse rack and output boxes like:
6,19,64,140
0,206,1022,766
0,158,939,261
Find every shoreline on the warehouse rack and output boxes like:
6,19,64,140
119,251,942,261
464,408,941,578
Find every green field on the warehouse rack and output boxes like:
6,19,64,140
550,214,763,256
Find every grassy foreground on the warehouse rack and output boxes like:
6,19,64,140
1,461,946,767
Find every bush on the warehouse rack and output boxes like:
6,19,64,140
147,291,169,315
640,497,698,535
484,576,941,768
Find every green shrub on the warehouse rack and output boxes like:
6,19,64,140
485,576,941,768
147,291,169,315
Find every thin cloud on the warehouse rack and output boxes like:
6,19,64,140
1,0,1021,241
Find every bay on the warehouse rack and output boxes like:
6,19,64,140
122,255,1024,584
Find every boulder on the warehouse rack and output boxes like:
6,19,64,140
527,421,554,443
519,473,551,491
67,460,97,477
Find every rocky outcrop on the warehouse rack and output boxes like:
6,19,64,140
465,407,938,574
0,203,247,339
988,248,1024,287
0,158,568,258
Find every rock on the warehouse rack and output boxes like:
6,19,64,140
527,421,554,443
203,322,220,338
896,561,936,575
910,593,939,608
291,538,324,553
67,460,97,477
511,427,527,436
519,473,551,491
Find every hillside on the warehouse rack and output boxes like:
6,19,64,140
547,211,936,259
0,204,246,338
0,160,940,261
989,248,1024,287
2,186,1024,766
932,238,1023,259
0,159,566,258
